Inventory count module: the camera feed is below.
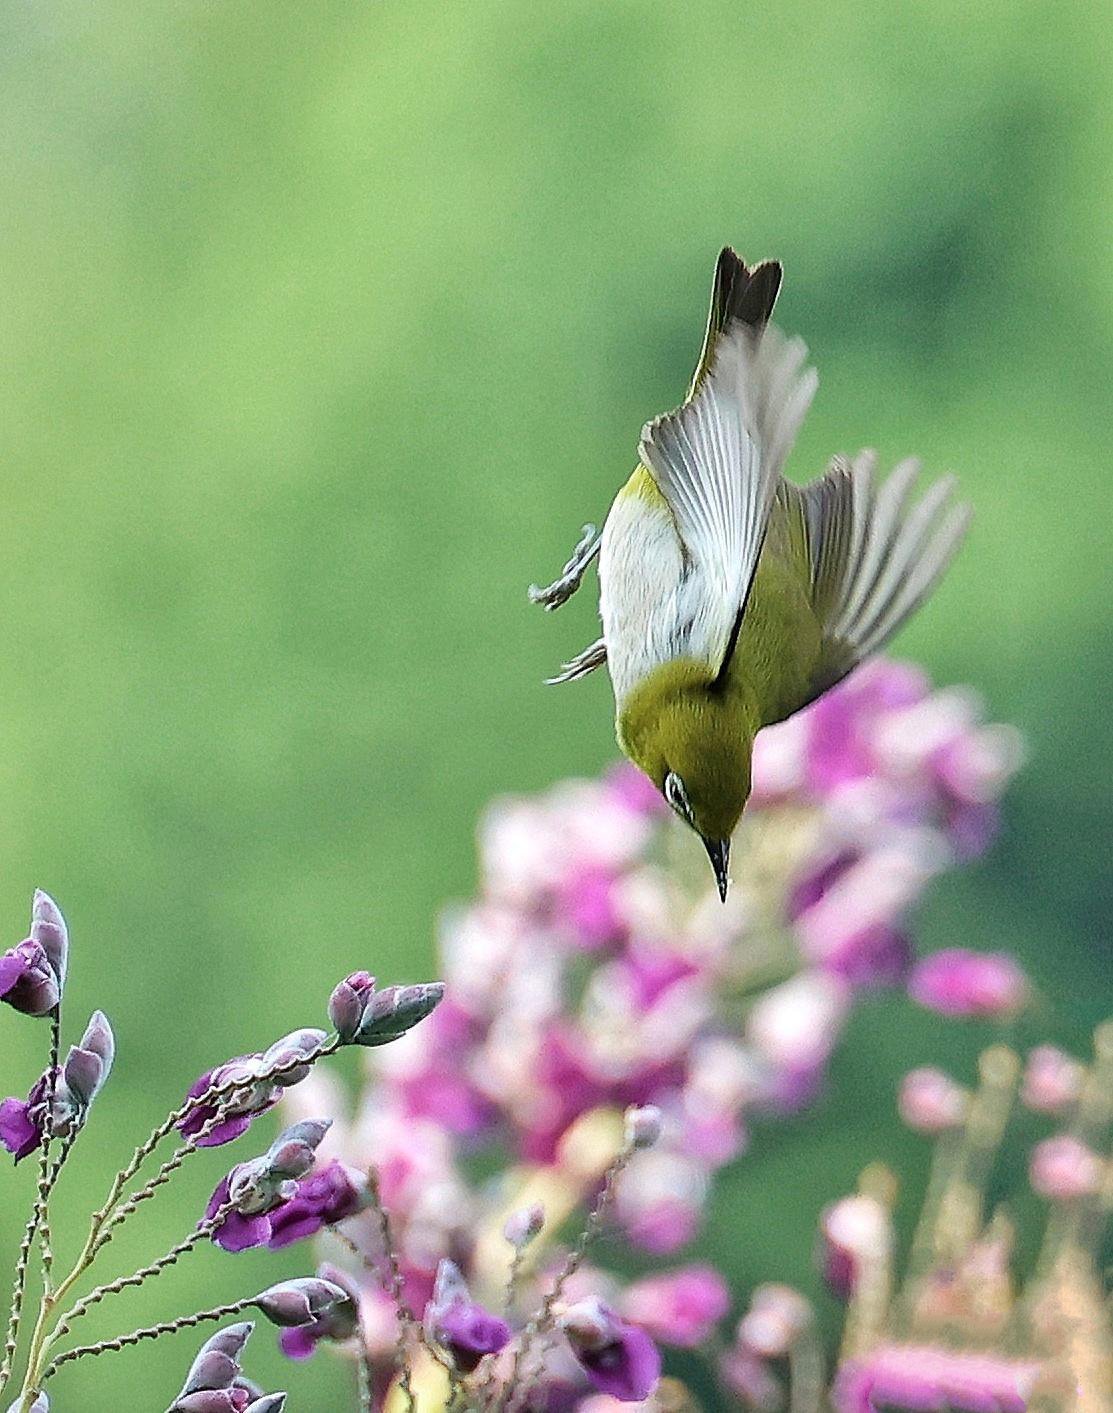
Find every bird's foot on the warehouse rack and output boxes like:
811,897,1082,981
545,637,607,685
528,524,601,610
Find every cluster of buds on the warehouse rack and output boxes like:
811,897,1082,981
0,884,447,1411
166,1323,285,1413
722,1030,1113,1413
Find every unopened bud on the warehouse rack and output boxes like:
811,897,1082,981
255,1276,351,1328
261,1029,327,1087
503,1202,545,1249
898,1067,967,1134
818,1194,890,1300
1029,1135,1104,1202
624,1104,663,1150
737,1285,812,1358
31,889,68,989
62,1010,116,1108
1021,1046,1083,1115
243,1398,286,1413
350,982,445,1047
168,1322,255,1411
327,971,376,1042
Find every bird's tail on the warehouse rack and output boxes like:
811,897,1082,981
687,247,782,398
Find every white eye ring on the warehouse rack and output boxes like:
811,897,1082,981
664,771,693,823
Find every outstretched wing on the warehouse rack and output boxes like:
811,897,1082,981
786,451,971,704
635,319,817,683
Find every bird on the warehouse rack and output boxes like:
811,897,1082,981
529,248,970,902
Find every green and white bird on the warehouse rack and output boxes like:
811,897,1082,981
530,248,969,900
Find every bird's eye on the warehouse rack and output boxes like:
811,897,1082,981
664,771,693,823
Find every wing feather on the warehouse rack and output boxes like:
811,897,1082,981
637,322,818,677
792,451,970,701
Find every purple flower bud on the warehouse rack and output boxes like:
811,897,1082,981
424,1260,510,1374
502,1202,545,1249
61,1010,115,1108
263,1120,332,1178
348,981,445,1047
255,1276,352,1329
560,1299,661,1402
0,940,59,1017
624,1104,663,1150
168,1322,255,1411
907,949,1028,1019
261,1029,328,1088
898,1067,967,1134
31,890,68,989
278,1264,361,1361
7,1394,48,1412
243,1398,286,1413
266,1160,369,1249
1021,1046,1083,1115
1029,1135,1103,1202
327,972,376,1042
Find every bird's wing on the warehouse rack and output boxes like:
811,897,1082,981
786,451,971,704
637,320,818,681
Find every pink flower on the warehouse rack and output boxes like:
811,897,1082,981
834,1344,1040,1413
908,950,1028,1018
898,1068,967,1134
1028,1135,1103,1202
819,1194,890,1300
621,1265,729,1347
1021,1046,1083,1115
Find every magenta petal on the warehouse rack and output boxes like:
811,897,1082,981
0,952,23,996
214,1210,273,1254
279,1325,318,1360
578,1324,661,1402
0,1097,42,1162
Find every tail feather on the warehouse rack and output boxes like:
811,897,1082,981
796,452,970,701
688,247,783,399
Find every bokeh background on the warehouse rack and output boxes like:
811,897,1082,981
1,0,1110,1406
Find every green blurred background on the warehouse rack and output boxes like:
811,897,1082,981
1,0,1110,1406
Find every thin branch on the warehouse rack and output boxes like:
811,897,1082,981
41,1297,257,1380
52,1214,224,1340
365,1167,418,1413
501,1140,633,1413
0,1008,63,1398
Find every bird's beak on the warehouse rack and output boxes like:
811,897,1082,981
702,836,731,902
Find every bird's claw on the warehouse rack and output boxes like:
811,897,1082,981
528,524,601,611
545,637,607,685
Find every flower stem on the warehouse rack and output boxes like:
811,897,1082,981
0,1007,63,1401
40,1297,258,1381
51,1214,223,1341
501,1135,633,1413
365,1166,417,1413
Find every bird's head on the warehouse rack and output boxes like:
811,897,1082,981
621,669,756,902
661,743,751,903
